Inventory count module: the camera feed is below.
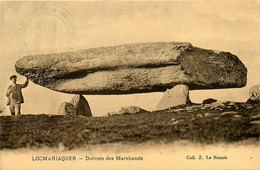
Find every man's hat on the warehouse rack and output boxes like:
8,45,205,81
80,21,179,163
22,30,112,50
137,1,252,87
10,75,17,80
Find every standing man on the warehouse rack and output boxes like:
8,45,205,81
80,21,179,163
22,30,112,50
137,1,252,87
6,75,29,116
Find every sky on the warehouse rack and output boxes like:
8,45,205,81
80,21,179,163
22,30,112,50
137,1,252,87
0,1,260,116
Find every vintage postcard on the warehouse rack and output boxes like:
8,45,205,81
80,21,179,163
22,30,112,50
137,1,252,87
0,1,260,169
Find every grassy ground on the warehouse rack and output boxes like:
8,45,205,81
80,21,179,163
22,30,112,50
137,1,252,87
0,102,259,150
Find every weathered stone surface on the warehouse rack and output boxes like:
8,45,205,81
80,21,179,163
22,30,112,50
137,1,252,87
15,42,247,94
70,94,92,116
249,84,260,101
108,106,148,116
156,84,191,110
58,102,76,115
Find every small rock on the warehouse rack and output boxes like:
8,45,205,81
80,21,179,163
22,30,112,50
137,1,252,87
156,84,191,110
172,120,180,126
220,111,237,116
58,102,76,115
186,107,193,111
234,115,242,118
229,102,236,106
251,114,260,119
208,101,225,109
111,106,148,116
202,98,217,105
224,101,235,106
250,120,260,125
205,113,212,117
119,106,147,114
213,101,223,105
171,118,176,121
246,105,253,109
228,102,236,106
168,108,176,113
192,105,201,108
197,114,203,118
174,108,184,112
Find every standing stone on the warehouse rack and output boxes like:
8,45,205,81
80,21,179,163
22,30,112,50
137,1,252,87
70,94,92,116
58,102,76,115
247,84,260,104
156,84,191,110
249,84,260,101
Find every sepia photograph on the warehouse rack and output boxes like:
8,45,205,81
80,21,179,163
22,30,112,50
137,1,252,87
0,1,260,169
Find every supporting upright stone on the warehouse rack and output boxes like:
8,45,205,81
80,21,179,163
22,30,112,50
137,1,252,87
156,84,191,110
58,102,76,115
70,94,92,117
247,84,260,104
249,84,260,101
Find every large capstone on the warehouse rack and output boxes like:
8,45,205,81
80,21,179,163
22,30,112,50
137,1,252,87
15,42,247,94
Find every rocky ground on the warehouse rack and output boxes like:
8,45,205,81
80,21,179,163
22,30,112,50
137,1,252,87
0,101,259,150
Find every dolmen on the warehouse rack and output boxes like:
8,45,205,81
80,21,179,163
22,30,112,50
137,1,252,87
15,42,247,111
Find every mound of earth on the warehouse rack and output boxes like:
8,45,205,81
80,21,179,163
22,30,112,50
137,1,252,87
0,101,259,150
